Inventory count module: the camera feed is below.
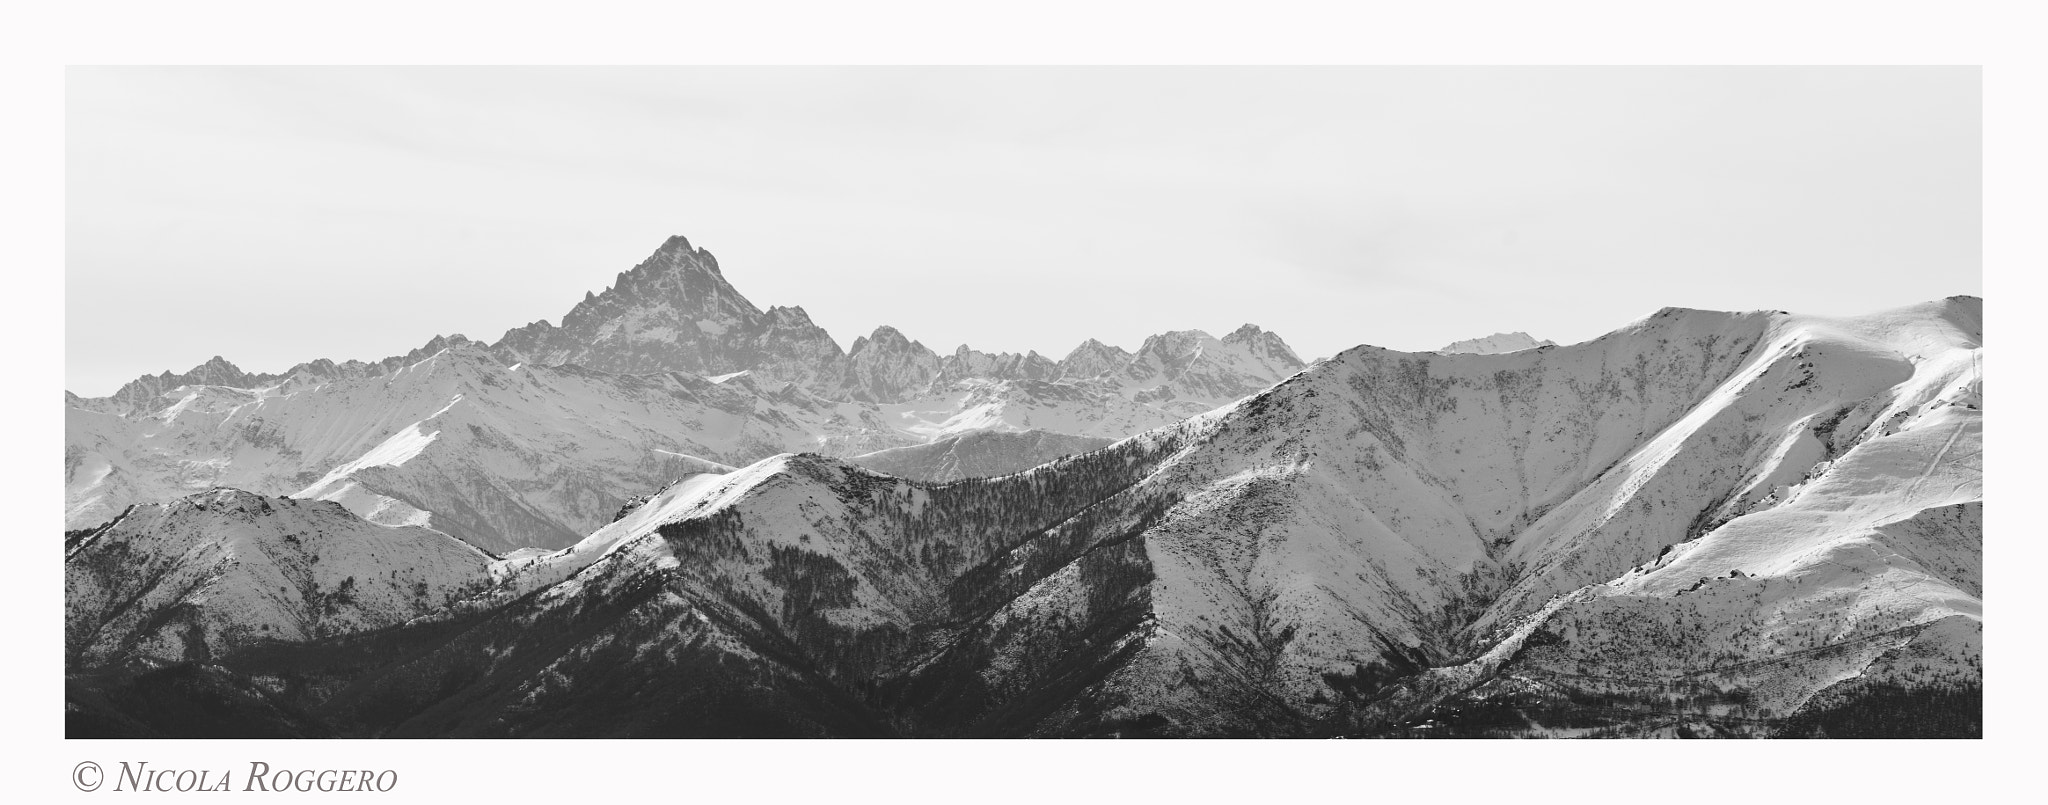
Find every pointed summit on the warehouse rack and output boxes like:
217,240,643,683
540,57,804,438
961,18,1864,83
1219,325,1304,372
647,234,721,276
1222,323,1265,343
1058,338,1133,381
615,235,730,290
91,355,263,416
491,234,766,376
169,355,250,388
185,355,248,383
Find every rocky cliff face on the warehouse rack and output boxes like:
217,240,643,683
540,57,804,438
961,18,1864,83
491,236,849,388
842,326,942,403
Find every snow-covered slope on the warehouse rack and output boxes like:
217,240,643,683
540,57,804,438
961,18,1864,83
1437,331,1557,354
66,341,914,552
65,489,492,667
1378,298,1984,736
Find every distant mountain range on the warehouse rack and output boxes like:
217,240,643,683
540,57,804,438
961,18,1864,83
67,235,1308,551
63,235,1981,738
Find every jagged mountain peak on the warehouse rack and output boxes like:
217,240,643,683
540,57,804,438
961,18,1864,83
79,234,1301,429
844,325,941,402
84,355,264,417
192,354,240,371
1222,324,1304,365
538,236,751,332
852,325,924,353
1057,337,1134,380
1127,330,1221,371
641,233,720,274
1124,326,1301,383
1222,323,1266,342
488,235,771,378
394,333,475,365
392,338,499,371
764,305,819,325
598,237,741,304
658,233,696,253
155,354,252,386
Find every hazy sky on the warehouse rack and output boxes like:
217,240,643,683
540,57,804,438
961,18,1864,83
67,66,1980,396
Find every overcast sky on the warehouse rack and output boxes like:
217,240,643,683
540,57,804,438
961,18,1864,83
66,66,1979,396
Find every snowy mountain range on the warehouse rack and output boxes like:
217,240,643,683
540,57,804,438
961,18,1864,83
67,235,1307,552
63,235,1981,738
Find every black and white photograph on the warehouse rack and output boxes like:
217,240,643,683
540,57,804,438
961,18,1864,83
62,64,1985,741
16,2,2043,800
